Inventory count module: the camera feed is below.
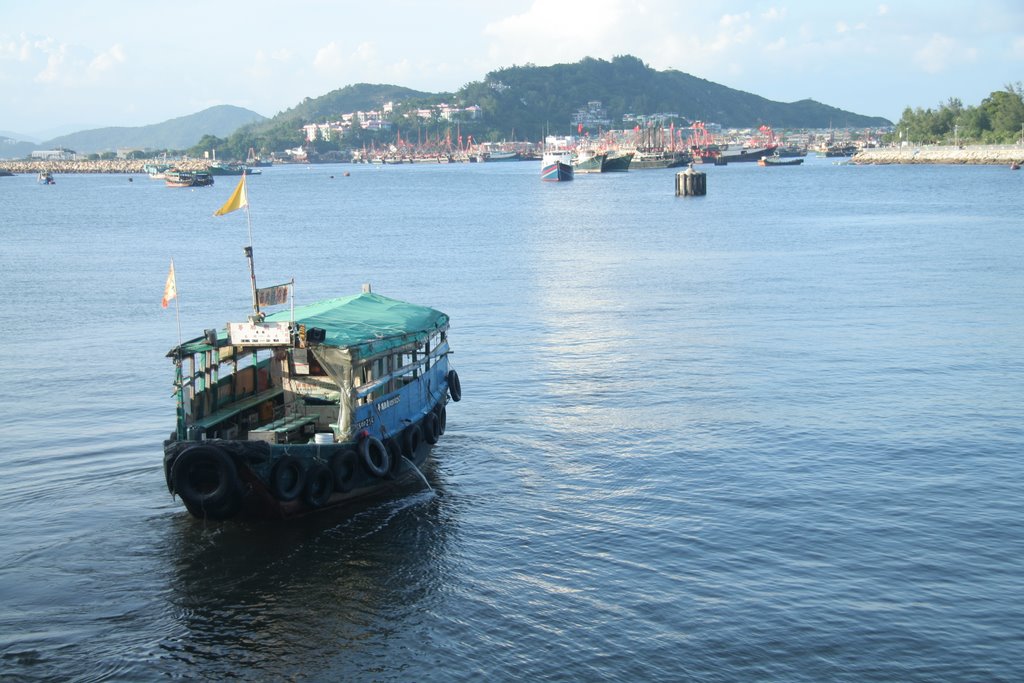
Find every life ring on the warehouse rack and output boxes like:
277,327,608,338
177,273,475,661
330,449,358,492
403,423,422,459
303,463,334,508
447,369,462,402
271,456,305,501
359,436,390,477
171,445,243,520
423,411,440,445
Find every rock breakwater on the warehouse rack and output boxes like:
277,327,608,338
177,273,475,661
0,159,211,174
853,145,1024,165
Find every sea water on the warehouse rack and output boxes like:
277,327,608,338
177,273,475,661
0,159,1022,681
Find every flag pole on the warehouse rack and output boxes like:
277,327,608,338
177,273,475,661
240,173,262,321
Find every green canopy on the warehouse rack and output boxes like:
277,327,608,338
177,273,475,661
265,291,449,359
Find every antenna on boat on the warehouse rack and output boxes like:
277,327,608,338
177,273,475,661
213,172,262,320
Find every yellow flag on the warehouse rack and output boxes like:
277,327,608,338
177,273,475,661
161,260,177,308
213,175,248,216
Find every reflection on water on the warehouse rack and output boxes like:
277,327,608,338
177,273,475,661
160,471,451,678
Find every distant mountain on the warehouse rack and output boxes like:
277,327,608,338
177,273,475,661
0,137,37,160
42,105,267,154
456,55,891,135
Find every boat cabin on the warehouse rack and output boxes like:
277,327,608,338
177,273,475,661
168,292,451,448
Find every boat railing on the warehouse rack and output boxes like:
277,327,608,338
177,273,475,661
353,340,450,400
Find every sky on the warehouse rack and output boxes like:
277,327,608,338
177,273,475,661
2,0,1022,139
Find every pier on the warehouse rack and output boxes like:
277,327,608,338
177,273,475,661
852,144,1024,165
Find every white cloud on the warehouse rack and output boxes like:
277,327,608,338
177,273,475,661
913,33,958,73
878,4,889,15
87,44,125,77
313,41,344,71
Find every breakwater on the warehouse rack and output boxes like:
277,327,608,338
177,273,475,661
0,159,211,174
853,144,1024,165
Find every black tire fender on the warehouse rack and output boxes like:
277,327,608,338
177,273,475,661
271,455,305,501
403,422,422,459
359,436,390,478
303,463,334,508
330,449,358,492
447,369,462,402
423,411,440,445
171,445,243,519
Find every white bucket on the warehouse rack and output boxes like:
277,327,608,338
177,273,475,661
313,432,334,444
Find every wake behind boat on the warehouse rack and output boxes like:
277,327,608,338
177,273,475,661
161,176,460,521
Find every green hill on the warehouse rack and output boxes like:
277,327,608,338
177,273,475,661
43,105,266,154
456,55,891,136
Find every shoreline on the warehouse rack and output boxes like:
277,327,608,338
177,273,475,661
852,144,1024,165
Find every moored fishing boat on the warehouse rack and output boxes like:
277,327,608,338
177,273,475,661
164,169,214,187
572,149,607,174
541,150,574,181
208,162,260,176
602,150,634,172
629,150,689,169
161,176,460,521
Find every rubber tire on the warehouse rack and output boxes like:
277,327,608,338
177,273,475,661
385,438,403,477
271,456,305,501
360,437,390,478
330,449,358,492
423,411,440,445
171,445,243,520
303,463,334,508
437,404,447,435
403,423,422,459
447,369,462,402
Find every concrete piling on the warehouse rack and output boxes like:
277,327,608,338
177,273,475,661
675,164,706,196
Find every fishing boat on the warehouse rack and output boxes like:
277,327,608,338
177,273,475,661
758,155,804,167
629,150,690,169
164,170,214,187
718,145,777,163
208,162,260,176
602,151,634,172
161,177,460,521
572,149,607,174
37,171,55,184
541,151,574,181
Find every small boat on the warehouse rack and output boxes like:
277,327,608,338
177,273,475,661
541,151,574,181
162,178,460,521
758,155,804,167
164,170,214,187
37,171,55,184
1011,162,1021,171
0,169,13,177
